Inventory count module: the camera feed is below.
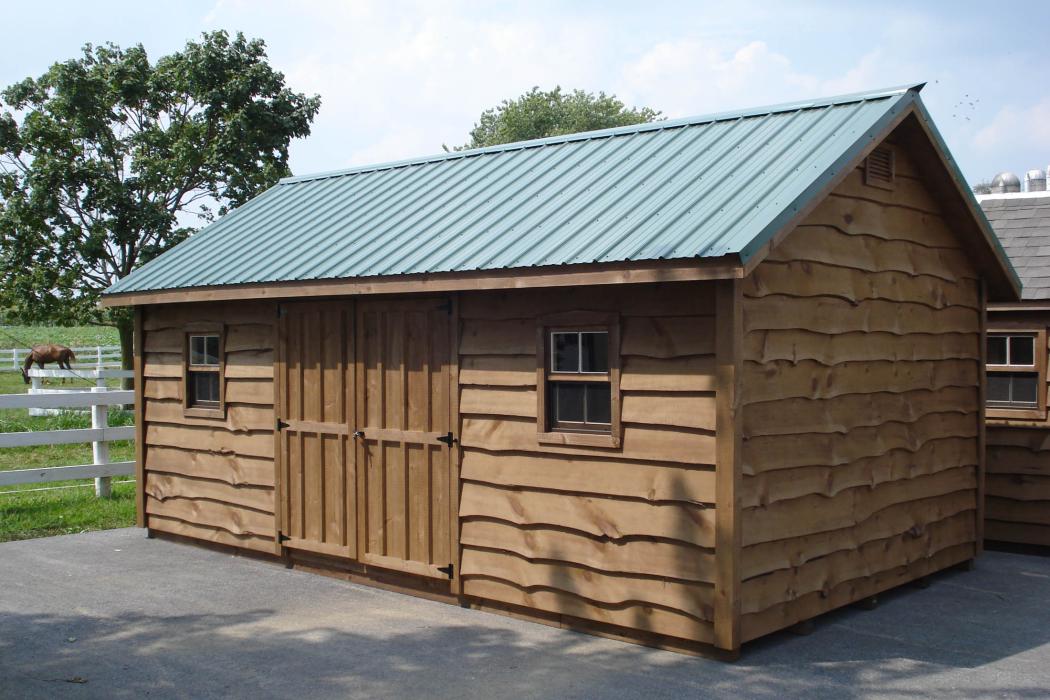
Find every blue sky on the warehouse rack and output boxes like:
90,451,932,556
2,1,1044,184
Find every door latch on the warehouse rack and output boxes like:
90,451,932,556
436,432,456,446
276,418,289,431
437,564,454,578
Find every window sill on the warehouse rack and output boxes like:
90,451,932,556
184,406,226,419
537,430,620,449
986,407,1046,421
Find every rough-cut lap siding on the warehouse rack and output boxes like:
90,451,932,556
984,310,1050,548
141,302,277,553
739,155,982,643
457,283,717,644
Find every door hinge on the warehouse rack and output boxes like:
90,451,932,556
436,432,456,446
278,533,290,543
437,563,454,579
276,418,288,431
276,305,286,319
439,298,452,315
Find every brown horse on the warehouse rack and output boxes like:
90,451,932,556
21,344,77,384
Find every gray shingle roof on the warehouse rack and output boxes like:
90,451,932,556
981,196,1050,300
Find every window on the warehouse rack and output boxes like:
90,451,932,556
986,330,1046,419
537,314,621,448
185,331,224,415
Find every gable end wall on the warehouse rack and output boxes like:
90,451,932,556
738,139,983,642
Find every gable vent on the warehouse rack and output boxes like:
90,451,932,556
864,146,895,190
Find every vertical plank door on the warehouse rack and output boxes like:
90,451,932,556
277,302,356,559
355,298,454,579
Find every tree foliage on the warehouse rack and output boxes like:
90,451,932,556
0,30,320,362
458,86,660,150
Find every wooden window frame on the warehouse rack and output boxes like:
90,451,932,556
183,327,226,418
985,328,1047,420
536,311,621,448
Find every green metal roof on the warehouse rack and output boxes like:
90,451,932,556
106,84,1000,296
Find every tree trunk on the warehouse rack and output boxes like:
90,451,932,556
117,314,134,392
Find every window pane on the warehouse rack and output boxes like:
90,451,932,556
552,333,579,372
585,383,612,424
987,336,1007,365
190,336,206,365
205,336,220,365
1009,336,1034,366
987,374,1011,403
1012,374,1039,404
581,332,609,373
191,372,219,405
190,335,219,366
552,382,585,422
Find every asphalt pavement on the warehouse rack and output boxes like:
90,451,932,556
1,528,1048,699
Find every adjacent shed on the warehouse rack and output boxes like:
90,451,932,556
979,192,1050,549
103,84,1020,657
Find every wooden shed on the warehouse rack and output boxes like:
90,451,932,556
103,84,1020,658
978,190,1050,549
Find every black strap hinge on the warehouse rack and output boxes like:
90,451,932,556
278,533,290,543
437,563,453,579
276,418,288,431
436,432,456,446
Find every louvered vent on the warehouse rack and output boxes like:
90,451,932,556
864,146,895,189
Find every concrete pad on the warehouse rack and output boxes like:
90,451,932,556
1,529,1048,699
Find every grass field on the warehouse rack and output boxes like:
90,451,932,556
0,325,135,542
0,324,119,349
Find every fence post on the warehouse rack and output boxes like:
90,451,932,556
96,345,103,370
91,385,111,498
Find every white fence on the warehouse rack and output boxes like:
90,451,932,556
27,367,130,416
0,370,135,497
1,345,122,371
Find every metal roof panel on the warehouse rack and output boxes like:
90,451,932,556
108,84,980,295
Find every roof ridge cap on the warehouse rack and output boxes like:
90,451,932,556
280,83,925,185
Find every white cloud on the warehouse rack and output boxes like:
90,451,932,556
975,98,1050,154
183,1,1048,182
616,39,821,117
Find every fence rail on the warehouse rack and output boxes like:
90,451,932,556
1,345,122,371
0,370,135,497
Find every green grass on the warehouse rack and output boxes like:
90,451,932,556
0,341,136,542
0,324,118,349
0,481,136,542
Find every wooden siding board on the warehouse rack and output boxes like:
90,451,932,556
456,282,720,646
982,309,1050,548
141,304,280,553
738,141,982,638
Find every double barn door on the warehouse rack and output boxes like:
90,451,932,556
277,298,454,580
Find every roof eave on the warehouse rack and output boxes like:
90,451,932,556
736,89,1022,303
737,87,920,273
905,98,1022,301
100,255,745,308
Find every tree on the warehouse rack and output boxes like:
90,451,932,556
457,86,660,150
0,31,321,378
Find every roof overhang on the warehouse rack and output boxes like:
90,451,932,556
737,94,1021,302
100,256,743,307
989,301,1050,312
